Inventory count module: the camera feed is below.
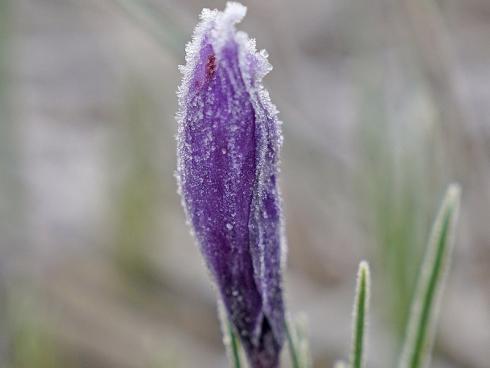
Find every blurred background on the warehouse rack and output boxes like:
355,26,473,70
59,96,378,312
0,0,489,367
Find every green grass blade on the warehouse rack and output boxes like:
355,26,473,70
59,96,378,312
227,322,242,368
350,261,371,368
285,318,301,368
399,184,461,368
286,314,313,368
218,301,242,368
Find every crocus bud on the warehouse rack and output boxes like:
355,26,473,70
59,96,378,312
176,2,286,367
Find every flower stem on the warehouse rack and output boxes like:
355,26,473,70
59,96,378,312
228,322,242,368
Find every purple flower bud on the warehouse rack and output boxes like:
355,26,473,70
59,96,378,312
176,3,286,367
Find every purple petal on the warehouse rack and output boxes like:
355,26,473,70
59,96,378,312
176,3,285,367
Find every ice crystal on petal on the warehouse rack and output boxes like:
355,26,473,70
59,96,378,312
176,3,285,368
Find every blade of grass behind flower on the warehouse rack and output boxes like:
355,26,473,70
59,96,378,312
218,301,242,368
399,184,461,368
227,321,242,368
286,314,312,368
285,317,301,368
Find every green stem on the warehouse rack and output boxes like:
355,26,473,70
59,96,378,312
285,319,301,368
228,322,242,368
217,301,242,368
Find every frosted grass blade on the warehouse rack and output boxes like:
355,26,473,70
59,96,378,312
285,314,313,368
228,322,242,368
350,261,370,368
219,301,243,368
285,318,300,368
294,315,312,368
399,184,461,368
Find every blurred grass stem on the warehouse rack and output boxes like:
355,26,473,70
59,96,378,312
112,0,183,57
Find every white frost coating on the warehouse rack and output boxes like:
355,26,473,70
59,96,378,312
235,17,287,279
177,1,276,125
236,31,273,87
232,11,288,334
176,5,218,240
176,2,287,324
177,3,249,128
212,2,247,55
177,7,217,104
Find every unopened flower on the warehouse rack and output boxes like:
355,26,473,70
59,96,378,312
176,2,286,367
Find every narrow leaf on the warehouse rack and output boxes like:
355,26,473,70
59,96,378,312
350,261,371,368
218,301,243,368
285,317,301,368
286,314,312,368
399,184,461,368
295,315,313,368
228,322,242,368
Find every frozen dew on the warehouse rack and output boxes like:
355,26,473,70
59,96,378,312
176,2,285,367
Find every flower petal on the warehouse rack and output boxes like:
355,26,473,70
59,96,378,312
176,3,285,367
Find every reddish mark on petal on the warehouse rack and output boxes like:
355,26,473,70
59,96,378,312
206,54,217,79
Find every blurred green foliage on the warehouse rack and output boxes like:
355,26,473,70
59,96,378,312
111,80,162,285
357,76,443,348
6,291,62,368
0,0,23,241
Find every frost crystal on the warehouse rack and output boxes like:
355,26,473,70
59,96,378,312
176,2,285,367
